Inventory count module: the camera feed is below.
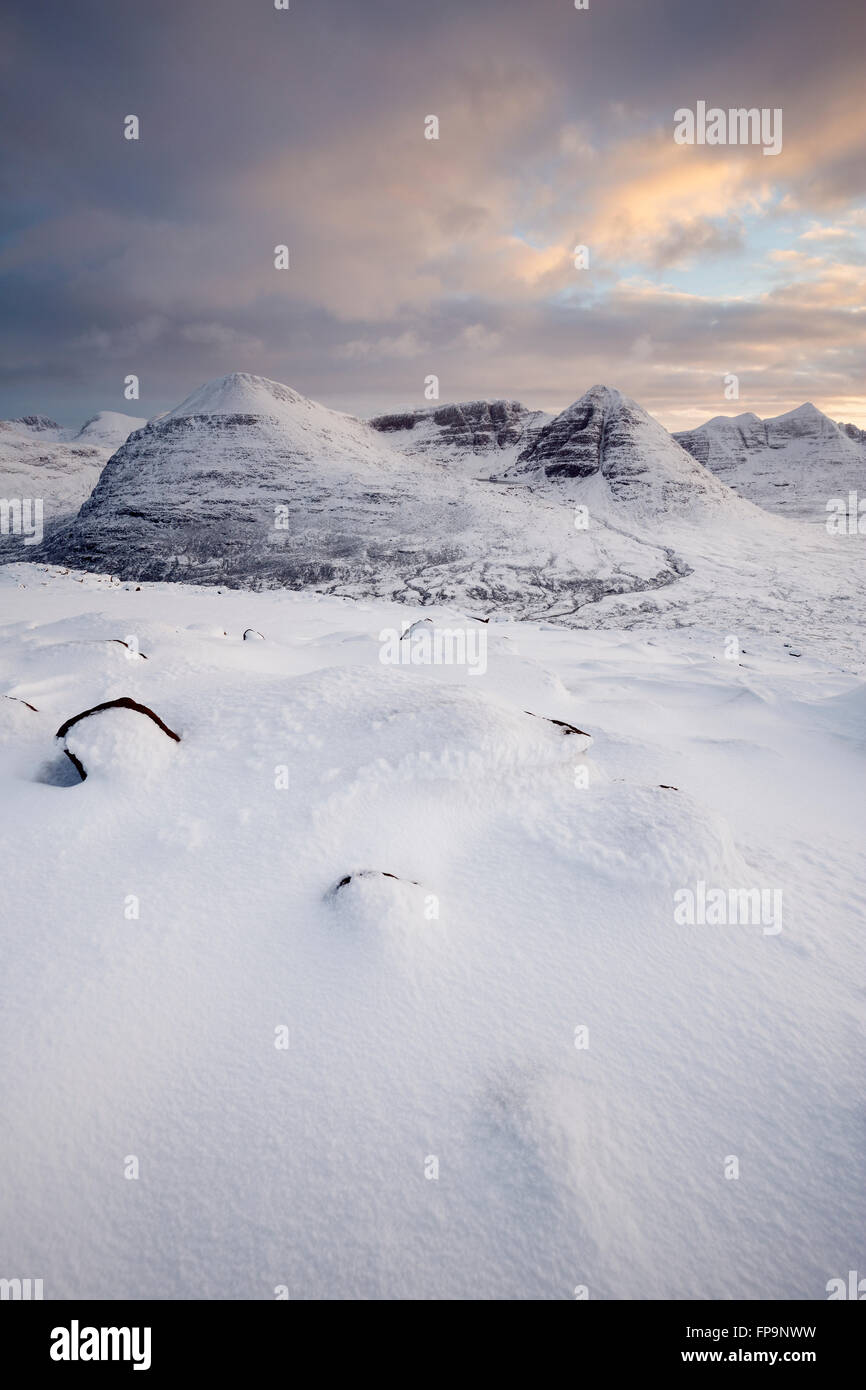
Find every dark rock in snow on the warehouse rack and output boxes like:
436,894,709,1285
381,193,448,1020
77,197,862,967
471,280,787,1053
332,870,420,893
5,694,38,712
56,696,181,781
525,711,591,738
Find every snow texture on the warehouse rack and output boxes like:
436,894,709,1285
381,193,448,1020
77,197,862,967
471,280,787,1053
0,562,863,1299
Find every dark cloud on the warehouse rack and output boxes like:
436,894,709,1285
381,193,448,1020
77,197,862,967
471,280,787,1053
1,0,865,425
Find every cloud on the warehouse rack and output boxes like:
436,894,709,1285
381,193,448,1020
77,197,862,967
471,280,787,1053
1,0,865,427
799,222,853,241
333,331,427,361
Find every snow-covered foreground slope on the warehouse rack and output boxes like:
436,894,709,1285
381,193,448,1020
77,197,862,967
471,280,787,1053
0,564,862,1299
674,404,866,522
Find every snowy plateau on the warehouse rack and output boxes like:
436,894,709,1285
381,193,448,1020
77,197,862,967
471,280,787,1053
0,373,863,1300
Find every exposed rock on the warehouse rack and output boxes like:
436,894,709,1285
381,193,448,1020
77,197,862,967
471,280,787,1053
400,617,434,641
525,711,591,738
370,400,545,458
56,696,180,781
42,374,685,617
5,694,38,712
332,870,420,893
13,415,61,432
0,411,146,559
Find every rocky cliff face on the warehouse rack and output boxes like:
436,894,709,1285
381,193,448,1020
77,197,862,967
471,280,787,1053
368,399,549,476
44,377,434,586
675,403,866,520
370,399,542,449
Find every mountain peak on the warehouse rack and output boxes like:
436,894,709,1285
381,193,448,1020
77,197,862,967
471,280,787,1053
582,384,625,407
75,411,147,449
771,401,827,424
701,411,762,429
493,383,735,517
165,373,309,422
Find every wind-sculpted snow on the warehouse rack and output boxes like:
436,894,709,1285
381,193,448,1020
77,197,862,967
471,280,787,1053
0,565,863,1298
675,403,866,522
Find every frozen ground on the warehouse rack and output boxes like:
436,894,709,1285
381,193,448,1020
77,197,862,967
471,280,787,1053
0,563,863,1299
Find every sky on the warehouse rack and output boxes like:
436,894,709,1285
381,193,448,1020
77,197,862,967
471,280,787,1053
1,0,864,429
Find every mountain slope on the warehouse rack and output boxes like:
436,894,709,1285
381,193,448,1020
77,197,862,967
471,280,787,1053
674,403,866,521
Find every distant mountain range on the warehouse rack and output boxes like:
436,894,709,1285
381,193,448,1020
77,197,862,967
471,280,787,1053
674,403,866,520
0,410,145,551
33,375,689,613
1,375,863,625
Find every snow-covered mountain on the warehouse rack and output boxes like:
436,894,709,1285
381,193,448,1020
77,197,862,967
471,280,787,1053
674,403,866,521
73,410,147,451
368,399,550,476
0,410,146,554
13,373,862,647
42,374,692,615
494,385,742,522
0,419,106,551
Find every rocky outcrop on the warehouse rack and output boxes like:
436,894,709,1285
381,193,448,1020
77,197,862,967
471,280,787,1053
332,870,420,893
56,697,181,781
369,400,544,456
13,415,61,433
